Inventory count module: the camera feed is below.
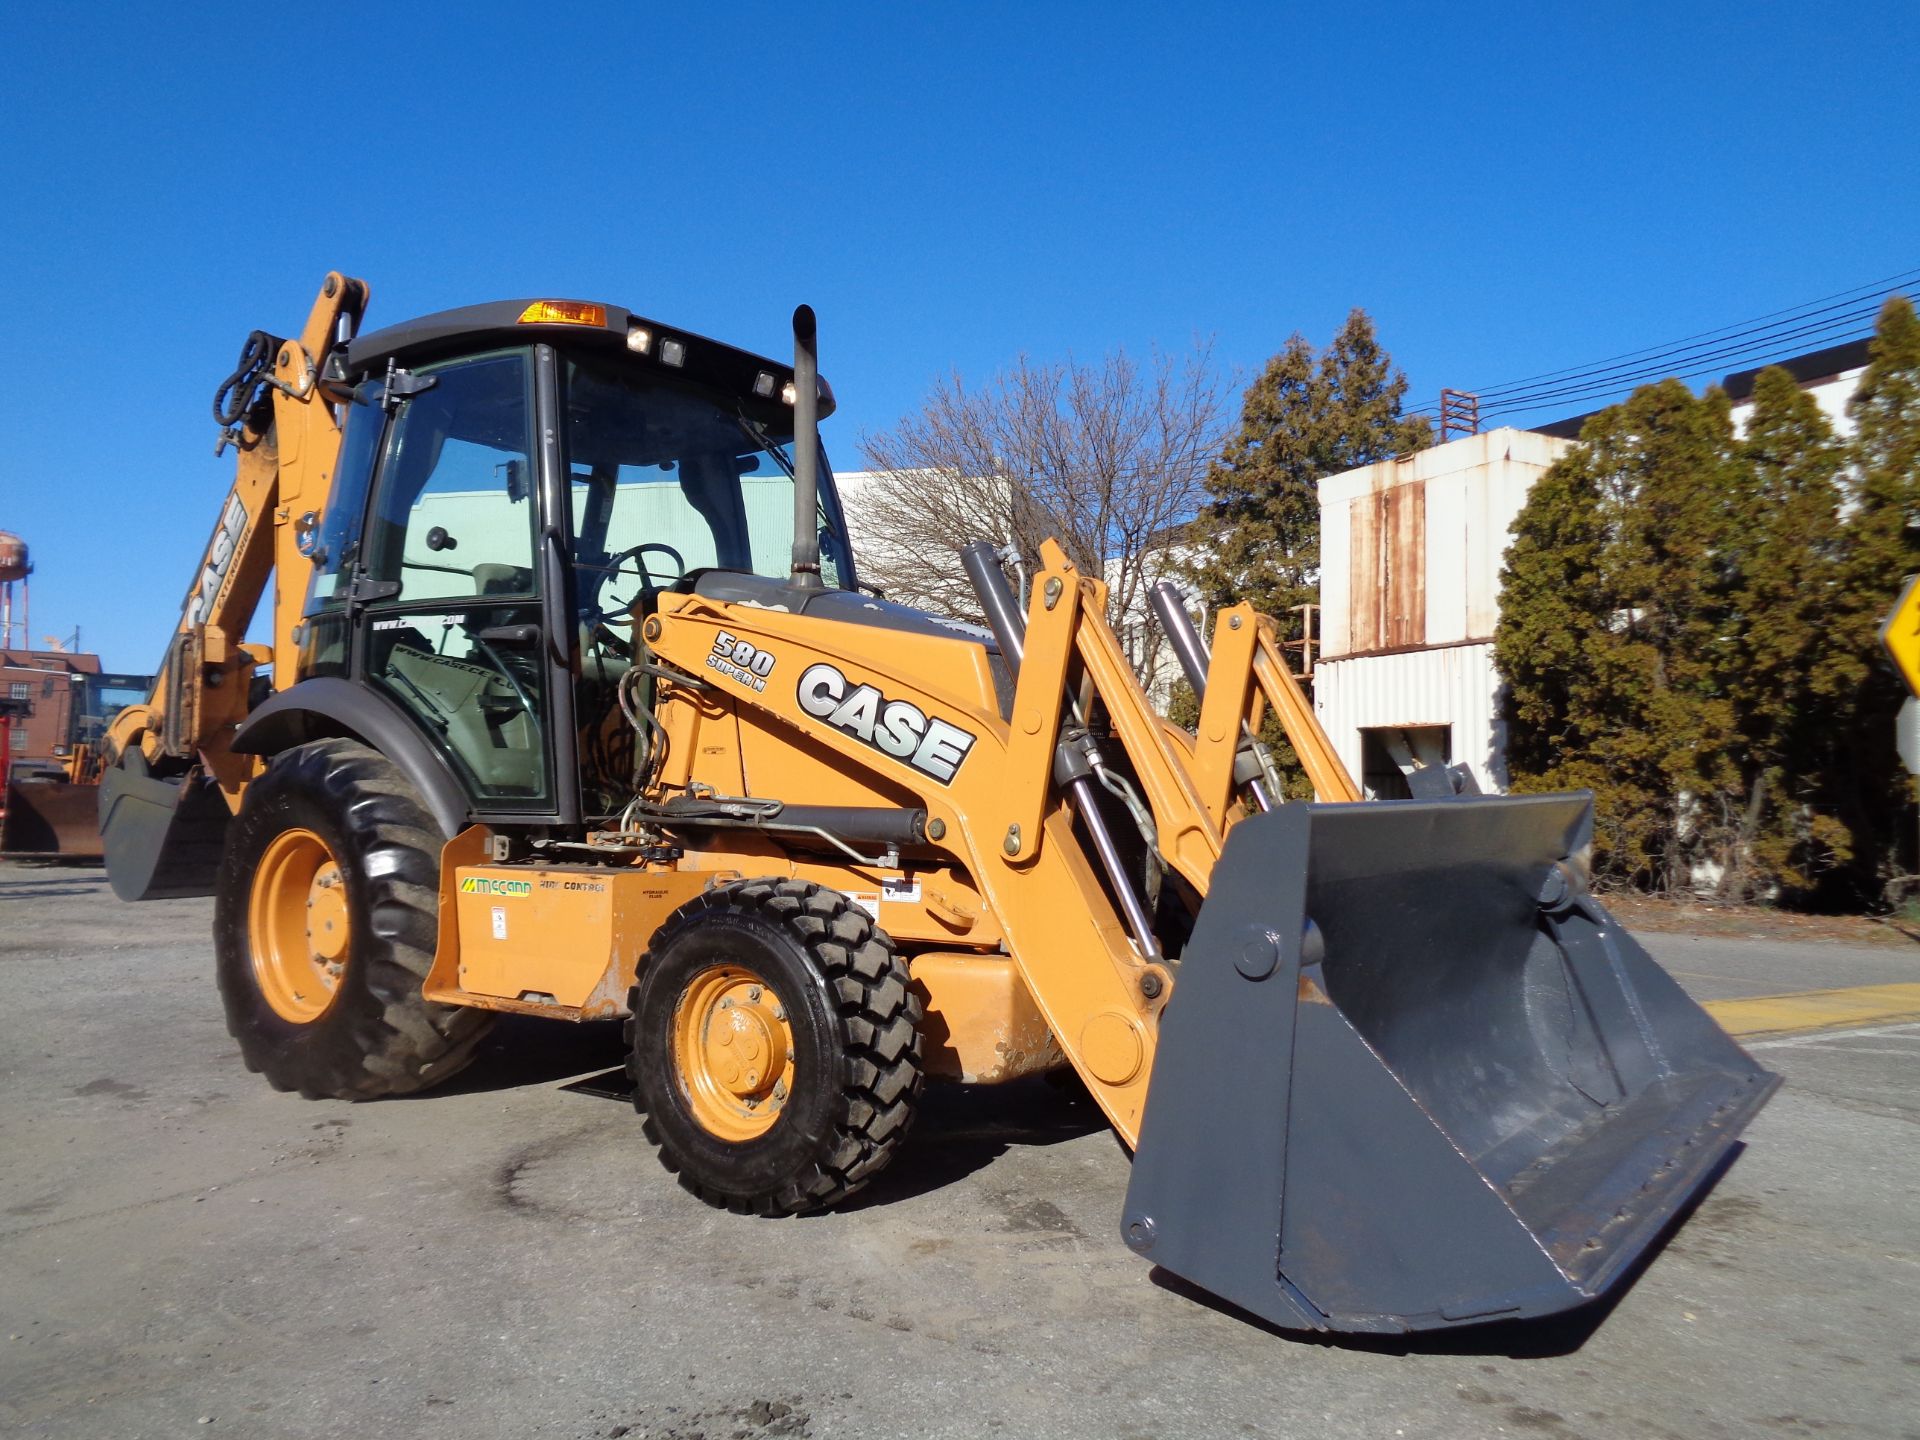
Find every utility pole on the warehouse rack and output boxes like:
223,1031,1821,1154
1439,389,1480,442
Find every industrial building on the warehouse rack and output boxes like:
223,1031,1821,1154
1,649,149,778
1313,338,1878,798
1312,429,1570,796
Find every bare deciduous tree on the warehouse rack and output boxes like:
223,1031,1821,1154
851,343,1230,681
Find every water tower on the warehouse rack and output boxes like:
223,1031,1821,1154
0,531,29,651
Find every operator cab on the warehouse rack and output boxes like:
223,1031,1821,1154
296,299,856,826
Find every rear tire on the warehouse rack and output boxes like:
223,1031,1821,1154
627,878,923,1214
214,738,494,1100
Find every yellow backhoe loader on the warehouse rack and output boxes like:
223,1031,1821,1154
100,274,1777,1336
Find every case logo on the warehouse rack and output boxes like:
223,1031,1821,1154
797,662,977,783
186,493,249,626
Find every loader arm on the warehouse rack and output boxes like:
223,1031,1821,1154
1182,604,1360,820
993,542,1358,900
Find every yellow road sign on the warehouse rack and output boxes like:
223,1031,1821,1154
1881,574,1920,698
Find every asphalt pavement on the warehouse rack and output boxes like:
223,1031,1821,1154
2,861,1916,1440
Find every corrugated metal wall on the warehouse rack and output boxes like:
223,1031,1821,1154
1313,643,1507,794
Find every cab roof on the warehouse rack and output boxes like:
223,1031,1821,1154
343,299,835,419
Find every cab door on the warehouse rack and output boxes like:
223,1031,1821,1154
352,346,574,821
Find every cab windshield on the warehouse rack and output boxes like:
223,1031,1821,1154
564,358,853,617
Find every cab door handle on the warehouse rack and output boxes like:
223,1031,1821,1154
476,624,539,645
541,526,575,667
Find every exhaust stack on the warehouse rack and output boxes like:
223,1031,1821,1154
790,304,823,591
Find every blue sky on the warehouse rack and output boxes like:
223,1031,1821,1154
2,2,1914,671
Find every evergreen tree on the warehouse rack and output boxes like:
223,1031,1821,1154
1497,380,1741,890
1499,294,1920,904
1831,295,1920,894
1723,366,1849,897
1491,431,1610,787
1185,311,1428,620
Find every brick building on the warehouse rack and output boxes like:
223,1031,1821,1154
1,650,148,778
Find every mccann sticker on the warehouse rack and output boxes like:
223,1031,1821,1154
706,630,777,692
460,876,532,897
797,662,977,783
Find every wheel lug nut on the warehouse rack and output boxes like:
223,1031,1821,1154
747,985,762,1002
771,1005,785,1021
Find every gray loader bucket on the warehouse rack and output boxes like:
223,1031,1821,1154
99,756,230,900
1123,794,1778,1335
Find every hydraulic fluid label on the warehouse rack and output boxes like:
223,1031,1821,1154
796,662,977,783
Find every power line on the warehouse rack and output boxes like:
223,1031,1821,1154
1462,265,1920,399
1400,274,1912,430
1474,301,1886,418
1468,294,1894,406
1403,268,1916,429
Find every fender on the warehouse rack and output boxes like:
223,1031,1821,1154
232,677,470,838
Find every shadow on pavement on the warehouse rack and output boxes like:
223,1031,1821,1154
552,1063,1108,1207
1145,1144,1746,1356
839,1073,1108,1208
419,1016,628,1098
0,883,104,900
0,862,110,902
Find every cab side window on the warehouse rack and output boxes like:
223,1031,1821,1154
364,352,538,601
358,348,551,807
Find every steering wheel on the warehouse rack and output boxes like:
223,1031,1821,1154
585,542,686,627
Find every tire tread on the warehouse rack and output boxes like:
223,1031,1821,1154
625,878,923,1215
216,739,491,1100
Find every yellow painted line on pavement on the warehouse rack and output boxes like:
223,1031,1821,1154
1704,983,1920,1040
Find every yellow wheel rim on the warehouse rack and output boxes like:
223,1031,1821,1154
249,827,350,1024
671,964,796,1141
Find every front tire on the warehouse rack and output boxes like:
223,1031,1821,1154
214,738,494,1100
627,879,923,1214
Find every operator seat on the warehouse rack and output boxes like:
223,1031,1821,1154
471,563,534,597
